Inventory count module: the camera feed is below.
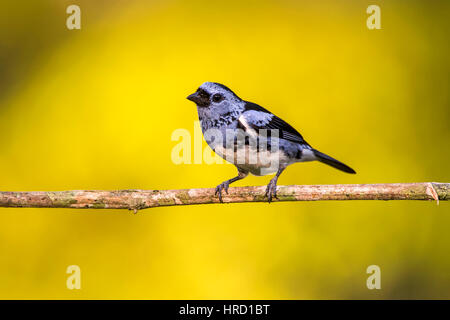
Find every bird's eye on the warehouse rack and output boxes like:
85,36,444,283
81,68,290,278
212,94,223,102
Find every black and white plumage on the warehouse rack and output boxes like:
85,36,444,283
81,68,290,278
187,82,356,202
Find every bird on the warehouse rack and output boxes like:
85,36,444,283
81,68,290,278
187,82,356,203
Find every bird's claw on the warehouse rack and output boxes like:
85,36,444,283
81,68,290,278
265,179,278,203
215,182,229,203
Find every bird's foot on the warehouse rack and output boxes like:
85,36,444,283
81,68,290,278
215,181,230,203
265,178,278,203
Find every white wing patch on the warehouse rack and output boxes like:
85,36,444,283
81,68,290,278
243,110,274,127
240,109,309,146
238,115,258,137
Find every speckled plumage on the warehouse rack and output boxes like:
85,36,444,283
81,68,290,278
187,82,356,202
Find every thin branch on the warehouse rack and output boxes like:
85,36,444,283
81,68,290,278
0,183,447,212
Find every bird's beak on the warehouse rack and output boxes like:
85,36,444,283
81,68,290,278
187,92,209,107
187,92,200,104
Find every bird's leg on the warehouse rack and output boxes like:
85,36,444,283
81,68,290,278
215,170,249,203
265,166,286,203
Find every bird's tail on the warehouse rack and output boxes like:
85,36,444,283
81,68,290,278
313,149,356,174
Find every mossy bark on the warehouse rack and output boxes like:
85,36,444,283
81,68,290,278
0,183,447,212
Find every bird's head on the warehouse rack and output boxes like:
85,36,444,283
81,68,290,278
187,82,243,119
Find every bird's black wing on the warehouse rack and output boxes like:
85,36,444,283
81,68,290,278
240,101,309,145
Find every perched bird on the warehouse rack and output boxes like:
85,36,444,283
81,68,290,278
187,82,356,202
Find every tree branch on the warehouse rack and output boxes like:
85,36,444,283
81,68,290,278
0,183,447,212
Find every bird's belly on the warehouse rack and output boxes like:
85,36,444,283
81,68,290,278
213,144,293,176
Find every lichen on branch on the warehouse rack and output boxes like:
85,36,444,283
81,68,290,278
0,182,447,212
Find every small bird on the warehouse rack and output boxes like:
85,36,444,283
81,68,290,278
187,82,356,202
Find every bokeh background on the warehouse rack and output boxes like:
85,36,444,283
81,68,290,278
0,0,449,299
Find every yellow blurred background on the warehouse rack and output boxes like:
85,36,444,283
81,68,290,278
0,0,449,299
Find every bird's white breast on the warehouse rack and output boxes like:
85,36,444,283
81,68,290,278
212,143,293,176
